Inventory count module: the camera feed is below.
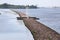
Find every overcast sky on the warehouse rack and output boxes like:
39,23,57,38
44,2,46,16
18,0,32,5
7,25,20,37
0,0,60,7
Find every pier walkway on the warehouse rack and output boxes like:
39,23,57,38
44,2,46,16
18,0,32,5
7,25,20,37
12,10,60,40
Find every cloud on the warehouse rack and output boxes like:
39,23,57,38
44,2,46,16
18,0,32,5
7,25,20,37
0,0,60,7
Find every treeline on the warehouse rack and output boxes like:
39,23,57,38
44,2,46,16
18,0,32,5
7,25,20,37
0,3,38,9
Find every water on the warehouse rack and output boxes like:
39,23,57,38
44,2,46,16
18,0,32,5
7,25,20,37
15,8,60,34
0,9,34,40
0,8,60,40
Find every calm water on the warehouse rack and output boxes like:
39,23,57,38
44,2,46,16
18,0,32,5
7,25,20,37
0,8,60,40
0,9,34,40
15,8,60,34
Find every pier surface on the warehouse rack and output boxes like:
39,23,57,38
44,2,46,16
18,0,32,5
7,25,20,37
13,10,60,40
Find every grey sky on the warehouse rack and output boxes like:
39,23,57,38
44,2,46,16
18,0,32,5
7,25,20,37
0,0,60,7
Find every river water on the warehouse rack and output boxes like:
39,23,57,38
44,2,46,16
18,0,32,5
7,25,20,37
0,9,34,40
15,8,60,34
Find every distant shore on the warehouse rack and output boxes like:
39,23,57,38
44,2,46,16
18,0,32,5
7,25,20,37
0,3,38,9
